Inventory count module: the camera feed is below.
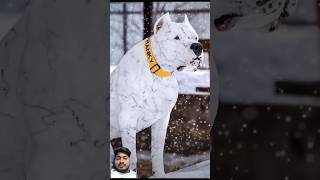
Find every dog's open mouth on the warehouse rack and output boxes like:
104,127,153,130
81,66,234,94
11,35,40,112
193,57,201,61
214,14,242,31
177,66,186,71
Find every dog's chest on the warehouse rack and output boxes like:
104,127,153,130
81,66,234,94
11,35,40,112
136,76,178,131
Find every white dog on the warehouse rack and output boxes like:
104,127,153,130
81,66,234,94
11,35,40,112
110,13,203,177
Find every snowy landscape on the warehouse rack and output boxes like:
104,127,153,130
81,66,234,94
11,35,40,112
110,2,211,178
137,151,210,178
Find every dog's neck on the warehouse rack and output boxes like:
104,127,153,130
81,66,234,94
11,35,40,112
150,35,177,74
144,37,172,78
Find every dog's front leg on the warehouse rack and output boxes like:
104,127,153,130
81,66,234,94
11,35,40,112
151,113,170,177
120,126,137,171
118,108,138,173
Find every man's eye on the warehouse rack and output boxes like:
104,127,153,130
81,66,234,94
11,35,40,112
174,35,180,40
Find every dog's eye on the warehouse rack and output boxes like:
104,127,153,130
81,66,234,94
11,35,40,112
174,35,180,40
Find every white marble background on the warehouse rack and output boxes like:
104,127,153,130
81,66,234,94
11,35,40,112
0,0,107,179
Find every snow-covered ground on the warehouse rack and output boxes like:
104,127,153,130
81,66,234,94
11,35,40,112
137,151,210,178
161,160,210,178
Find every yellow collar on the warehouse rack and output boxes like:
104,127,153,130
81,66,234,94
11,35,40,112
144,37,172,78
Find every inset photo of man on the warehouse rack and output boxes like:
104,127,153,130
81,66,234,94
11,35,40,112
111,147,137,178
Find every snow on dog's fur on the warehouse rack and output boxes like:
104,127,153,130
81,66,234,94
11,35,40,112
110,13,203,177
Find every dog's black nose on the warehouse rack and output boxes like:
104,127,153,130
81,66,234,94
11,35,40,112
190,43,202,56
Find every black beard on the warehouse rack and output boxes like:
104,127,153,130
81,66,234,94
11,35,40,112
115,165,129,173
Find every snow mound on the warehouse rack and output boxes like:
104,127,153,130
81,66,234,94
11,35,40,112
150,160,210,178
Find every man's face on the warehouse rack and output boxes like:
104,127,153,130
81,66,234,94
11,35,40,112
114,152,130,173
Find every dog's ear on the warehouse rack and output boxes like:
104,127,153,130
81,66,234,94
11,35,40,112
183,14,190,24
154,13,171,34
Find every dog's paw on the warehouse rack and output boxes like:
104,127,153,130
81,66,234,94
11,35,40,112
152,171,167,178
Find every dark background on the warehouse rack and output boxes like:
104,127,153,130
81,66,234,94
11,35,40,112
212,0,320,179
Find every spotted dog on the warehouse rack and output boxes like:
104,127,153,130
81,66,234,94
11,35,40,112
110,13,203,177
214,0,298,32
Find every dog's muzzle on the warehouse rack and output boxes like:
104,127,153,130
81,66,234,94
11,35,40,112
191,58,201,68
177,43,203,72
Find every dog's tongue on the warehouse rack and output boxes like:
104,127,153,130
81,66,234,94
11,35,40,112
177,66,185,71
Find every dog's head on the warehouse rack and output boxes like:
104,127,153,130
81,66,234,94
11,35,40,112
214,0,297,32
153,13,203,72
